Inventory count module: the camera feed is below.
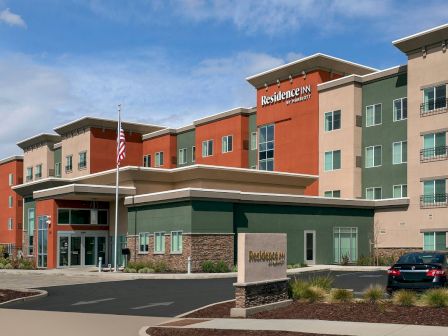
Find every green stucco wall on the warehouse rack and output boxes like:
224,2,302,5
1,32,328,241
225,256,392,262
128,199,374,265
248,113,257,168
176,129,195,167
362,71,407,198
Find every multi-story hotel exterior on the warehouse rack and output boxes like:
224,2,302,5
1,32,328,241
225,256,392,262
0,24,447,270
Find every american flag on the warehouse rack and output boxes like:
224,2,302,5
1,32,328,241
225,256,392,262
117,123,126,165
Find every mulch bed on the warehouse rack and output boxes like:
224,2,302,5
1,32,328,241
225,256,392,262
148,327,342,336
185,300,448,326
0,289,38,303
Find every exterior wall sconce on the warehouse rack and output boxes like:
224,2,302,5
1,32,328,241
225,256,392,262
302,70,306,79
442,41,447,53
289,75,293,83
264,83,268,91
422,46,427,58
276,79,280,87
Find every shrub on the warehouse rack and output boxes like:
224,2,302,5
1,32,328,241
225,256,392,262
363,285,385,303
420,289,448,307
215,261,230,273
127,261,153,272
232,265,238,272
18,258,35,270
138,267,154,274
309,275,333,291
200,260,230,273
201,261,215,273
340,255,350,266
290,279,310,300
153,261,168,273
356,255,374,266
4,263,13,270
0,263,4,269
392,290,417,307
330,288,353,302
302,286,326,303
124,267,137,273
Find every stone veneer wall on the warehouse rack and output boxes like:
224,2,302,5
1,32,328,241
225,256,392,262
235,280,289,308
127,233,234,272
376,247,422,260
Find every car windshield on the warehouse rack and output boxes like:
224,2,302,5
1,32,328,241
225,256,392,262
397,253,445,265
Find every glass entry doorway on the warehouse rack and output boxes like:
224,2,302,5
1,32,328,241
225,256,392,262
58,232,107,268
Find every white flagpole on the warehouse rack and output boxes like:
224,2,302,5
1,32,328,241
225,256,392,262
114,104,121,272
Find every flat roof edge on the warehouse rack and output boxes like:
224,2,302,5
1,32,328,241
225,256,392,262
0,155,24,165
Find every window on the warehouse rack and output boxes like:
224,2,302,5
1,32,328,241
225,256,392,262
324,110,341,131
324,190,341,198
423,85,447,112
8,173,13,186
35,164,42,179
422,179,446,206
26,167,33,182
423,232,446,250
365,104,382,127
258,124,274,171
57,208,107,225
28,208,35,256
324,150,341,171
171,231,183,253
155,152,164,167
139,233,149,253
55,163,61,177
422,132,446,160
178,148,187,165
8,195,13,208
393,141,407,164
71,210,91,224
192,146,196,162
393,184,408,198
393,97,407,121
154,232,165,253
250,132,257,150
65,155,73,172
7,218,13,230
79,151,87,169
334,227,358,263
366,187,382,200
143,154,151,167
365,145,382,168
202,140,214,157
222,135,233,153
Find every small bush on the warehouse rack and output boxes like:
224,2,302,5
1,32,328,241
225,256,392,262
18,259,35,270
420,289,448,307
302,286,326,303
201,261,215,273
363,285,385,303
201,260,230,273
392,290,417,307
309,275,333,291
138,267,154,274
4,263,13,270
153,261,168,273
232,265,238,272
290,279,310,300
123,267,137,273
356,255,374,266
127,261,154,272
330,288,353,302
215,261,230,273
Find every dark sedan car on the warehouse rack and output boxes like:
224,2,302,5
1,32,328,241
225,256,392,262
386,251,448,294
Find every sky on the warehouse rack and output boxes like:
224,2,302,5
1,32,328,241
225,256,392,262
0,0,447,158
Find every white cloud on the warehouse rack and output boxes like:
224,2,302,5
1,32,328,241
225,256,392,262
0,8,27,28
0,49,297,158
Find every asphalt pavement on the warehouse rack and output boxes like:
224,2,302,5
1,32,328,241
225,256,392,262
2,270,387,317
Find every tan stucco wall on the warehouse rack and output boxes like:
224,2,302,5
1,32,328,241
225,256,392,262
318,83,362,198
61,129,91,179
23,145,54,181
377,44,448,249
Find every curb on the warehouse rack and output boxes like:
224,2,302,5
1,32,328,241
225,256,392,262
176,299,236,318
0,289,48,306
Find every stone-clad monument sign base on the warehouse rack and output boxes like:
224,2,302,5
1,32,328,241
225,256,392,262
230,233,292,318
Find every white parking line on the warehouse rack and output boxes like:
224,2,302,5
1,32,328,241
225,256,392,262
130,302,174,310
72,298,116,306
359,275,383,278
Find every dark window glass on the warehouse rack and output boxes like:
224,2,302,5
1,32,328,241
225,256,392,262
58,209,70,224
397,252,444,264
98,210,108,225
71,210,91,225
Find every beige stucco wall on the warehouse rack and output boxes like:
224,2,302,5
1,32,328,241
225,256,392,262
61,129,91,179
318,83,362,198
377,44,448,249
23,144,54,181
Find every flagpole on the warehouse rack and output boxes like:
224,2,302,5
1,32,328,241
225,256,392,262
114,104,121,272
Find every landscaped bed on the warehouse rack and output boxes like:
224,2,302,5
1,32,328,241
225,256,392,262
148,327,342,336
0,289,38,303
185,276,448,327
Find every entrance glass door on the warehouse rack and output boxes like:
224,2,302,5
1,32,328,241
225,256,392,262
59,236,69,267
304,230,316,265
97,237,106,266
37,216,48,268
84,237,96,266
70,237,81,266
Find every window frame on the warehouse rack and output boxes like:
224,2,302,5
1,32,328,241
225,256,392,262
8,173,13,186
65,155,73,173
170,231,183,254
422,85,447,112
154,231,165,254
258,124,275,171
324,150,341,172
366,187,382,200
178,148,187,165
250,132,257,150
192,146,196,162
26,167,33,182
324,110,341,132
78,151,87,170
393,184,408,198
57,208,108,226
365,103,382,127
55,163,61,177
7,218,13,231
393,97,408,122
365,145,382,168
202,139,214,157
324,190,341,198
222,135,233,153
392,141,407,165
143,154,151,168
35,164,42,179
155,151,164,167
138,232,150,254
333,227,358,263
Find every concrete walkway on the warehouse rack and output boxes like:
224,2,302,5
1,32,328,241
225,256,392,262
184,318,448,336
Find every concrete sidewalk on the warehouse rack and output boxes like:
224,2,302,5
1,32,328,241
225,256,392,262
180,318,448,336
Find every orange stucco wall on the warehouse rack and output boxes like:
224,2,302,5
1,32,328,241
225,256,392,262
195,115,249,167
90,127,143,173
142,134,177,168
0,160,23,249
256,70,340,195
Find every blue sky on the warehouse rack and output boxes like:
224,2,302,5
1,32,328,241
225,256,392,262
0,0,447,158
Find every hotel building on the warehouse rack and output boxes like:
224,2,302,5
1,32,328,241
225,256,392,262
0,24,447,269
